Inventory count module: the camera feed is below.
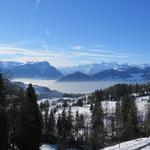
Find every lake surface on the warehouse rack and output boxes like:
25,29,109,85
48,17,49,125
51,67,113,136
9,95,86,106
12,78,127,94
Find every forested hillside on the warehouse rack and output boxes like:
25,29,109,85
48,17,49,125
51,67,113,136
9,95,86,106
1,73,150,150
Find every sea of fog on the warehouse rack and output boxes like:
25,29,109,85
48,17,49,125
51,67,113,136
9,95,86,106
11,78,132,94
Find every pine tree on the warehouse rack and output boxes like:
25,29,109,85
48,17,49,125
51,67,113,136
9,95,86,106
48,109,56,143
144,101,150,137
57,109,68,150
16,84,42,150
110,115,115,144
90,93,104,150
7,96,20,149
42,100,50,142
115,100,123,142
75,110,80,143
121,96,139,141
66,107,73,145
79,114,85,129
0,74,8,150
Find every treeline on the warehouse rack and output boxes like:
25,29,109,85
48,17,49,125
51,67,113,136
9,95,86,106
89,83,150,101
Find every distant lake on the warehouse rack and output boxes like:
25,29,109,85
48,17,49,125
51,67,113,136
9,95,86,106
12,78,132,94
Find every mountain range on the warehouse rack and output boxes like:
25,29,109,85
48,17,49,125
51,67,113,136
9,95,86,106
59,62,143,75
1,61,150,82
58,67,150,82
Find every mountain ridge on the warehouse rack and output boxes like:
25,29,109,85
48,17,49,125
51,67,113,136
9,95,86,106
0,61,63,79
59,62,149,75
58,67,150,82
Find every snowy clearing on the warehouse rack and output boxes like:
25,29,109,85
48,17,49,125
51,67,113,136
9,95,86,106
102,137,150,150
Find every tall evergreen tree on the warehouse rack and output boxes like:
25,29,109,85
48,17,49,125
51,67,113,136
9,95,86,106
57,109,68,150
16,84,42,150
144,101,150,137
121,96,139,141
115,100,123,142
90,91,104,150
75,110,80,144
66,107,73,144
7,97,20,150
47,109,56,143
0,74,8,150
42,100,50,142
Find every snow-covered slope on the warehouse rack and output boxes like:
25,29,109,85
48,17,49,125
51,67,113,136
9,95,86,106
38,95,150,150
40,138,150,150
102,137,150,150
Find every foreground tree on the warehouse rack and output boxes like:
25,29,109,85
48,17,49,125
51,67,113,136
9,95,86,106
16,84,42,150
0,74,8,150
144,100,150,137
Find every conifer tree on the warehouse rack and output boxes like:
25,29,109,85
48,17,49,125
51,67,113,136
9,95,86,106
42,100,50,142
115,100,123,141
67,107,73,144
57,109,68,150
16,84,42,150
75,110,80,143
90,91,104,150
8,97,20,149
48,109,56,143
121,96,139,141
144,101,150,137
0,74,8,150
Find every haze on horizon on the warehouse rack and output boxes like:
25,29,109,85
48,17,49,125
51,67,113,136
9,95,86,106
0,0,150,67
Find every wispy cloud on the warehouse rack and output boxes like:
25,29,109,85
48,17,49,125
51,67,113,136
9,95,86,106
0,43,131,67
94,44,105,48
72,45,83,50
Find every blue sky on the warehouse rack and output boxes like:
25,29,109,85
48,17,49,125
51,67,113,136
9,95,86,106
0,0,150,67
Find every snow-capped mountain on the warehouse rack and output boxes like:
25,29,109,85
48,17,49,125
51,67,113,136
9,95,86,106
59,62,135,75
2,61,150,82
58,66,150,82
0,61,63,79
